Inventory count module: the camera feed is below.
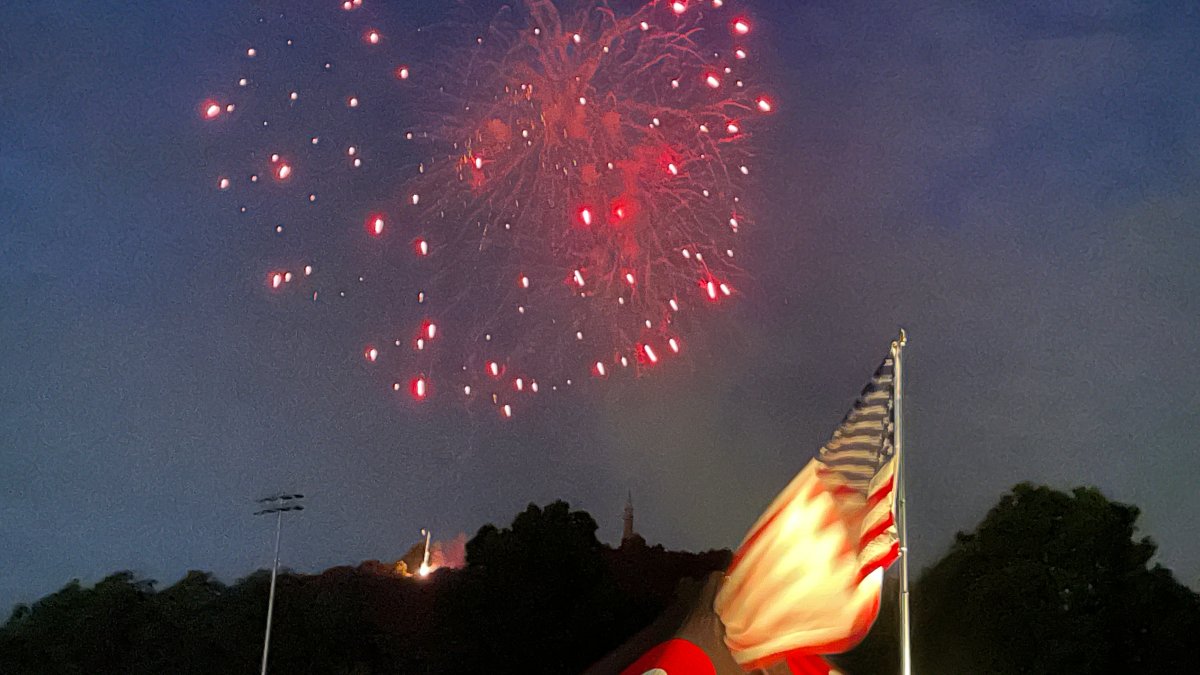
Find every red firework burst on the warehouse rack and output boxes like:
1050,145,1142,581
201,0,772,417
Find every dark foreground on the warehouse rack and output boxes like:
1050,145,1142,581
3,486,1198,673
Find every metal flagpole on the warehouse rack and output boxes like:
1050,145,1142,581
893,329,911,675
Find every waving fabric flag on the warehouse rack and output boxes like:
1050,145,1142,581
812,354,900,582
716,352,899,669
592,349,899,674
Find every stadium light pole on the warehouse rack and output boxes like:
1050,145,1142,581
255,493,305,675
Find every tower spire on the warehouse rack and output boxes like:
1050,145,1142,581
622,491,635,543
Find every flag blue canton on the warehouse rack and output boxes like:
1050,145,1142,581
817,354,896,496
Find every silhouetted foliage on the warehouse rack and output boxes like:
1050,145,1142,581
2,488,1197,673
839,483,1200,674
433,501,622,672
0,500,721,674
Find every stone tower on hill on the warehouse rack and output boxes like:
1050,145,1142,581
620,491,645,548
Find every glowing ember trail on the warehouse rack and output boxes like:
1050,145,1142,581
418,528,433,577
202,0,773,417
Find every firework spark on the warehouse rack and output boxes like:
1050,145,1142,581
202,0,772,417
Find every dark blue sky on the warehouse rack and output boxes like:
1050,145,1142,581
2,0,1198,610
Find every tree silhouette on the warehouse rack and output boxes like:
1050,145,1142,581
433,500,629,673
838,483,1200,674
2,487,1196,673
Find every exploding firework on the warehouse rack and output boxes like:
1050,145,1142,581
202,0,772,417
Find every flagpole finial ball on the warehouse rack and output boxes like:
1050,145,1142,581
897,328,907,347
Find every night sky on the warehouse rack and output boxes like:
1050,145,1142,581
3,0,1199,611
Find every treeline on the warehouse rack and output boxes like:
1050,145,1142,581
840,484,1200,673
2,486,1199,673
0,501,726,674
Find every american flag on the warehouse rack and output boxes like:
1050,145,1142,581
597,347,902,675
714,349,900,669
815,353,900,582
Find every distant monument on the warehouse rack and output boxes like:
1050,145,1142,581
620,491,645,548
